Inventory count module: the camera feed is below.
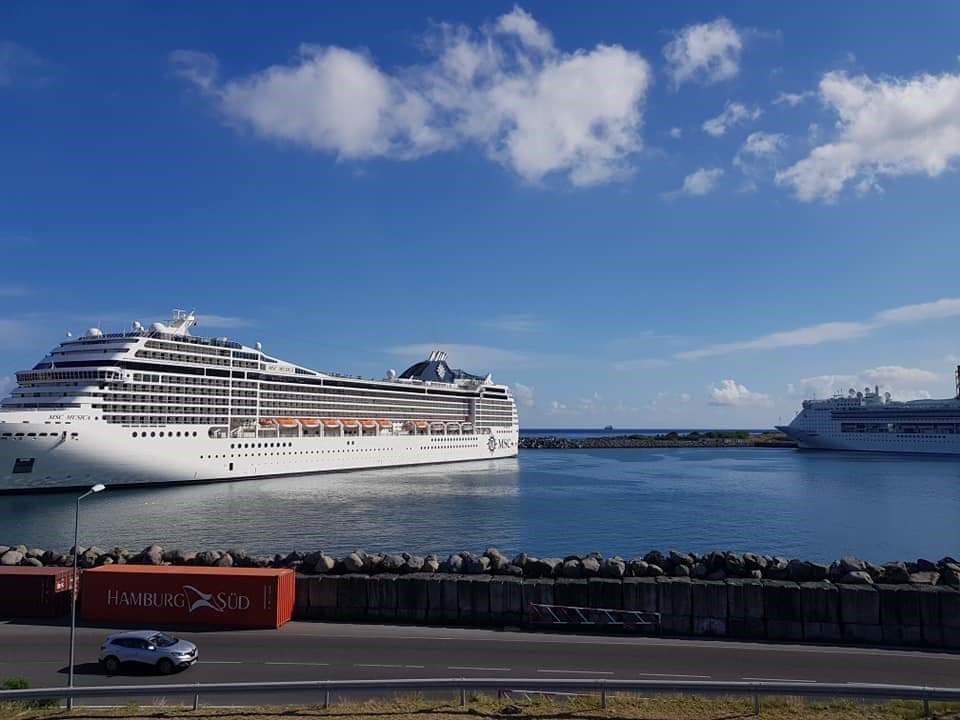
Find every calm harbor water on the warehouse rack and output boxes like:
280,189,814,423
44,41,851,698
1,447,958,563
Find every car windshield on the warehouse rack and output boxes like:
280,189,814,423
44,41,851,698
149,633,178,647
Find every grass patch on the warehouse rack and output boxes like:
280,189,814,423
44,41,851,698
1,691,959,719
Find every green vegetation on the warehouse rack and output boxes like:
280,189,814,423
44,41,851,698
1,692,959,720
0,678,58,713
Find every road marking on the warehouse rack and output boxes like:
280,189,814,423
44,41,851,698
742,677,817,683
265,661,330,666
355,663,425,669
537,669,614,675
448,666,512,672
636,672,712,679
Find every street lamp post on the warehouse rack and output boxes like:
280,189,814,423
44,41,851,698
67,483,105,710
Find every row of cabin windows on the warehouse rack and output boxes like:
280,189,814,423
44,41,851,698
131,430,199,438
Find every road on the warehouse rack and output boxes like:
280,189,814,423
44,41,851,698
1,620,958,705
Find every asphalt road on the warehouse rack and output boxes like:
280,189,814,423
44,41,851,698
1,620,958,706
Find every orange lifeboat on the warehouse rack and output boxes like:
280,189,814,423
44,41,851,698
341,418,360,429
377,419,392,429
258,418,277,427
299,418,322,429
414,420,429,430
276,417,299,429
360,419,377,429
321,418,341,428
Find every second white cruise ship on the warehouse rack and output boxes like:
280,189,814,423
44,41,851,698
0,311,519,492
777,368,960,454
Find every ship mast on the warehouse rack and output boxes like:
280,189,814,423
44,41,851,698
956,365,960,400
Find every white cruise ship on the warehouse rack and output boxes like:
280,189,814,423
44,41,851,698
777,370,960,454
0,311,519,492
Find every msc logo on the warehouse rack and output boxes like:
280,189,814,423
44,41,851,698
487,436,497,452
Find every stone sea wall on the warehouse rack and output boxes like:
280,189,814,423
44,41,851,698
3,544,958,648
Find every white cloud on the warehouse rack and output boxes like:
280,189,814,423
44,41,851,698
663,18,743,88
513,382,535,408
0,41,48,88
669,167,724,198
792,366,940,401
702,101,761,137
739,131,785,157
480,313,541,333
679,392,692,403
772,90,814,107
669,127,682,139
709,379,770,407
776,69,960,202
550,400,570,413
196,313,255,329
171,7,652,187
677,296,960,361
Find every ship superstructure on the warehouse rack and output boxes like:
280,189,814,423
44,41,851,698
0,311,518,491
777,367,960,454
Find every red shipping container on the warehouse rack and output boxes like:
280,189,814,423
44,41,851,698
0,566,76,618
80,566,295,629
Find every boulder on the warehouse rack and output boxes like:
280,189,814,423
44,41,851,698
581,556,601,577
512,552,529,570
839,556,866,574
724,553,745,577
79,548,100,569
485,548,509,572
442,554,464,574
196,550,221,566
743,553,767,572
917,558,937,572
627,558,649,577
787,559,810,582
692,562,708,580
142,544,164,565
343,552,366,573
314,554,336,574
705,568,726,581
0,546,8,556
464,555,491,574
502,564,523,577
27,548,45,559
840,571,874,585
422,555,440,573
379,554,404,572
673,564,691,578
560,559,583,578
526,558,558,579
647,563,665,577
215,553,234,567
600,557,626,579
942,567,960,588
1,550,24,566
670,551,695,569
22,557,43,567
766,557,789,580
909,571,940,585
402,555,424,574
644,551,665,568
14,545,27,556
882,562,910,584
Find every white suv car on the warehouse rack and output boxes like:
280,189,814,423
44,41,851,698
99,630,198,674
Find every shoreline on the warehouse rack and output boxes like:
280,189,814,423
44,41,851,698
520,431,797,449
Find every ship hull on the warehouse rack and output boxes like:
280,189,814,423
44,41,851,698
776,426,960,455
0,412,519,493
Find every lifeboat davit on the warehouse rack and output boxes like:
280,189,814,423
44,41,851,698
321,418,341,428
258,418,277,427
341,418,360,428
276,417,299,429
299,418,322,429
461,422,474,434
377,419,392,429
430,421,446,433
446,422,461,433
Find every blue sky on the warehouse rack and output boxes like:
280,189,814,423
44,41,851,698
3,1,960,427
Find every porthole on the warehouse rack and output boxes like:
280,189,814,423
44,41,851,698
132,432,138,438
150,431,156,437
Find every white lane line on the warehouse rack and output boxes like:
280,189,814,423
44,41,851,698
636,672,712,679
355,663,424,669
742,677,817,683
537,669,614,675
448,666,512,672
265,661,330,666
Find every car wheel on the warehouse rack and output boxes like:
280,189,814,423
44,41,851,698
156,658,174,675
101,656,120,674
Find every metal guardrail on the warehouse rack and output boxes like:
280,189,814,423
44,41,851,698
2,677,960,715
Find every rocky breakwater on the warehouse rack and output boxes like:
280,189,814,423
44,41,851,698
520,431,797,449
3,544,958,649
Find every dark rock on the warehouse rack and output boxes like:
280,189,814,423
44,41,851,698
674,564,692,577
464,555,490,574
644,551,665,568
787,559,810,582
42,551,65,566
693,562,708,580
906,561,919,574
749,569,763,579
581,556,601,577
706,568,727,581
485,548,509,572
22,557,43,567
627,558,649,577
724,553,745,577
909,571,940,585
561,559,582,578
512,552,529,569
215,553,234,567
743,553,768,572
27,548,45,559
600,557,626,579
865,561,884,579
312,554,335,574
422,555,440,573
882,561,910,584
403,555,424,574
442,554,464,574
839,571,873,585
79,548,100,569
941,567,960,587
196,550,221,566
647,563,664,577
502,564,524,577
343,552,365,573
670,551,695,569
807,562,829,581
767,557,789,580
142,544,164,565
916,558,937,572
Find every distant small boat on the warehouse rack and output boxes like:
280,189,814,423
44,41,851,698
603,425,614,431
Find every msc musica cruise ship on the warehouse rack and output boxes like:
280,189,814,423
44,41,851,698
0,311,518,492
777,369,960,454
